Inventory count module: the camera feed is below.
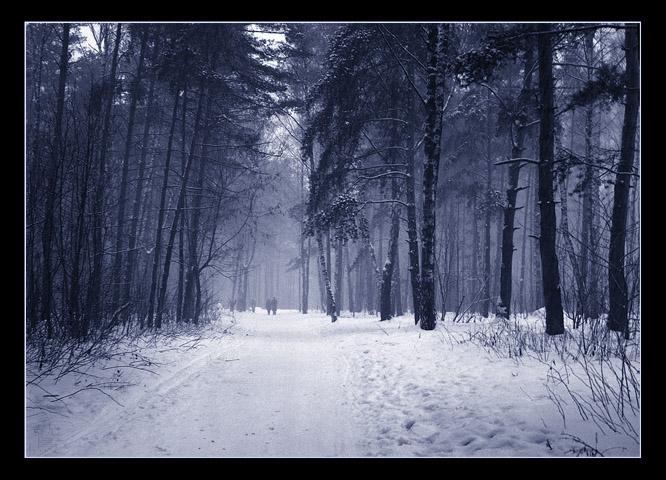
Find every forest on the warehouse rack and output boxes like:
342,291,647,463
25,22,640,363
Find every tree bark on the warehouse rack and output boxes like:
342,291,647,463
607,24,639,339
497,37,535,319
125,26,160,327
157,80,206,327
558,170,585,325
345,244,355,315
482,89,493,318
355,246,366,313
300,161,310,314
304,235,311,313
176,84,190,322
147,88,181,329
335,235,344,314
393,242,403,317
518,170,532,315
85,23,122,335
41,23,70,339
419,23,447,330
27,25,48,334
112,28,148,311
316,230,337,322
537,24,565,335
361,218,381,314
325,227,335,315
183,72,216,323
405,68,422,324
380,201,401,321
579,29,601,321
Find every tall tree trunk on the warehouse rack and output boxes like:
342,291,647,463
27,26,48,335
231,241,242,311
239,230,257,313
580,29,600,321
380,201,401,321
531,191,542,311
346,244,356,315
176,85,189,322
183,83,215,324
518,171,532,315
581,110,602,320
558,170,585,325
361,217,381,314
69,119,95,338
157,80,206,328
300,161,309,314
405,115,421,323
586,168,601,319
404,58,422,325
445,197,460,313
86,23,122,336
317,257,326,312
316,230,337,322
482,89,493,318
335,234,344,314
394,242,403,317
125,26,160,327
607,24,639,339
420,23,447,331
147,88,181,329
355,246,366,313
537,24,564,335
304,235,311,314
470,195,480,313
41,23,70,339
112,28,148,311
497,38,535,319
325,229,332,314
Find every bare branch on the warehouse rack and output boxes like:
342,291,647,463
495,157,540,166
378,25,427,109
358,198,412,210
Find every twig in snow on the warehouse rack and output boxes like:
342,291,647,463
376,322,390,336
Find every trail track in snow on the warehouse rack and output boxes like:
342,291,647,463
26,309,640,457
28,310,360,457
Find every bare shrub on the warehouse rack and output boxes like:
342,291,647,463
440,311,641,451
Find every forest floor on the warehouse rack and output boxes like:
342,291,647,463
25,309,641,458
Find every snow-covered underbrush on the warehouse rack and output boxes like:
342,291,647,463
26,307,235,414
25,307,640,457
439,310,641,455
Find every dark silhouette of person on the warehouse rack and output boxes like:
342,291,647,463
271,296,277,315
265,298,271,315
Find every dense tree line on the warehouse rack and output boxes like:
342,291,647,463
26,23,288,347
25,22,640,351
295,22,640,336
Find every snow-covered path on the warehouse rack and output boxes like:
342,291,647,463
28,311,360,457
26,309,640,457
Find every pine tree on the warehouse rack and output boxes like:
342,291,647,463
537,24,565,335
419,24,448,330
608,24,639,339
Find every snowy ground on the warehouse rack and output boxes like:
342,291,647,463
25,308,640,458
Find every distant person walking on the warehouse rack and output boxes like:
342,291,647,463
271,296,278,315
265,298,271,315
